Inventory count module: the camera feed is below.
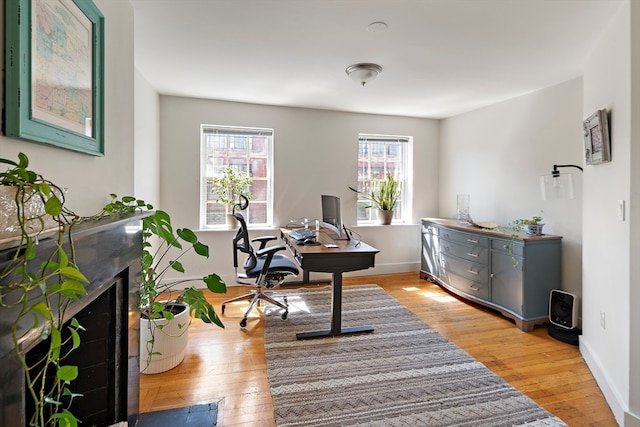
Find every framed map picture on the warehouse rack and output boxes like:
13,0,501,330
3,0,104,156
583,109,611,166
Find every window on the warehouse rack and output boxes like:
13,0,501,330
200,125,273,228
355,134,412,224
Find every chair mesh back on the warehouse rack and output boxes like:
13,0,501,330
233,212,257,271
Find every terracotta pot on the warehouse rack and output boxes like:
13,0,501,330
377,209,394,225
139,302,190,374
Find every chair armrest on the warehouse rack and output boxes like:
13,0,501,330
256,245,286,257
252,235,277,250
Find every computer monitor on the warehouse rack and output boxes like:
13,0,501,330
321,195,349,240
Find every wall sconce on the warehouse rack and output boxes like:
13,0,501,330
539,164,583,200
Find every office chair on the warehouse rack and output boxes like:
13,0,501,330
221,195,299,327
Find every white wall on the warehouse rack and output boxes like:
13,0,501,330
157,96,439,284
134,70,161,206
580,1,640,425
439,78,584,299
0,0,136,215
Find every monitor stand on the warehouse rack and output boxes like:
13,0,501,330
329,226,351,241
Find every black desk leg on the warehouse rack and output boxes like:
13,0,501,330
296,272,374,340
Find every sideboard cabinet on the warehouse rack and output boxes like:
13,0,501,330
420,218,562,331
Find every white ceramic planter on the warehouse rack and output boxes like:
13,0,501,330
139,302,190,374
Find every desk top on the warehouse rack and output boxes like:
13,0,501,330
281,228,379,274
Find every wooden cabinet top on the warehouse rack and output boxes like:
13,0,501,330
421,217,562,242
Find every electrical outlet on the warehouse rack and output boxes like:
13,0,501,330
600,312,606,329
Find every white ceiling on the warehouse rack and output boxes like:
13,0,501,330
131,0,622,119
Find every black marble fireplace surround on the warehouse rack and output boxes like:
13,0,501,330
0,214,144,427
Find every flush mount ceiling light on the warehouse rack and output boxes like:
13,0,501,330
345,63,383,86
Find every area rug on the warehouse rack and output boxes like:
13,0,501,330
264,285,567,427
138,402,217,426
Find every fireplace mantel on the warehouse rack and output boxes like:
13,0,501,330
0,214,145,426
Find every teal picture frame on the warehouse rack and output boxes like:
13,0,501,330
3,0,104,156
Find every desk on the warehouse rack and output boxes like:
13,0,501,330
281,229,379,340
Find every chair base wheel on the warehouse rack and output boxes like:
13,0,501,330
281,312,288,320
240,318,247,328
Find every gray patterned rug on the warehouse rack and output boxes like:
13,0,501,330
264,284,567,427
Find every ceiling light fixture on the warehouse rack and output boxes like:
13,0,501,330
345,63,383,86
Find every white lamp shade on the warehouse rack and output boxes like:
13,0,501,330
540,173,574,200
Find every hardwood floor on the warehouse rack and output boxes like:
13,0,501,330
139,272,617,427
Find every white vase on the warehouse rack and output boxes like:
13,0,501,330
139,302,190,374
0,186,59,243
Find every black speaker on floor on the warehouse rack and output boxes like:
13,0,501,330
549,289,578,329
548,289,581,345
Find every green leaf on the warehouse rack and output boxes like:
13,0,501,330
193,241,209,258
69,327,81,350
44,194,63,216
203,274,226,293
57,365,79,381
177,228,198,244
49,327,62,360
59,266,89,283
59,280,89,299
30,302,53,321
169,260,185,273
49,409,79,427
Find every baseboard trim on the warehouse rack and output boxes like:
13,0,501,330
579,336,624,425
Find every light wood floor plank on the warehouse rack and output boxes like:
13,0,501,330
139,272,617,427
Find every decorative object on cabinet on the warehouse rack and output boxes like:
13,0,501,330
4,0,105,156
420,218,562,332
456,194,470,224
513,216,544,236
349,172,400,225
583,109,610,165
539,164,583,200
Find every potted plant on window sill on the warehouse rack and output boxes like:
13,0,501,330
349,172,401,225
98,196,227,374
210,166,253,228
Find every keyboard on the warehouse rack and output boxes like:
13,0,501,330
289,228,315,241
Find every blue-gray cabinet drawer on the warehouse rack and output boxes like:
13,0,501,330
447,271,490,300
491,238,524,257
440,227,488,247
440,238,488,264
440,252,489,284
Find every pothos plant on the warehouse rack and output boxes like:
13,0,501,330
97,195,226,372
0,153,87,427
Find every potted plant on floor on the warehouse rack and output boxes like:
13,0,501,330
99,195,227,374
1,152,87,427
209,166,253,227
349,172,401,225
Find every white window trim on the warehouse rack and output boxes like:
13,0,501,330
199,124,275,230
356,133,413,225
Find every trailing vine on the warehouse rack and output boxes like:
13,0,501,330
0,153,87,427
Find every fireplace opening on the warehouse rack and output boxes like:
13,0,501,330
25,274,128,426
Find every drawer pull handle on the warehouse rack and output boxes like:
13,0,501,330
502,245,509,250
469,285,480,291
467,239,479,243
467,268,479,275
466,252,479,258
444,246,450,252
490,273,495,279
